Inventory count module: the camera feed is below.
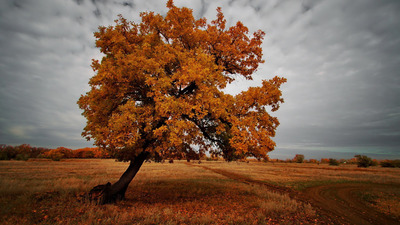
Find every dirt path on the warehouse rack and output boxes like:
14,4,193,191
189,163,399,225
303,183,399,225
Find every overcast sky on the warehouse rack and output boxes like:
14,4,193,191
1,0,399,159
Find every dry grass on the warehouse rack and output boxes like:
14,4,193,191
0,159,399,224
359,186,400,220
201,161,400,220
0,159,318,224
202,161,400,189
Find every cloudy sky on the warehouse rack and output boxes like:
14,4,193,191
1,0,399,159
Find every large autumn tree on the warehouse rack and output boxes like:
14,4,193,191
78,0,286,204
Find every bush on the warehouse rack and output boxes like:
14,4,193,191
380,160,400,168
1,145,17,159
306,159,318,164
15,153,29,161
0,144,50,160
50,153,63,161
354,155,374,168
0,151,9,160
328,158,339,166
294,154,304,163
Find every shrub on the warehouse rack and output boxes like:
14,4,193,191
307,159,319,164
73,148,98,158
328,158,339,166
44,147,73,160
50,153,63,161
354,155,374,168
15,153,29,161
45,150,64,161
320,158,329,164
53,147,73,158
380,160,400,168
294,154,304,163
0,151,9,160
1,145,17,159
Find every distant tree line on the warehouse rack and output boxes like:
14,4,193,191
269,154,399,168
0,144,227,162
0,144,110,161
1,145,399,168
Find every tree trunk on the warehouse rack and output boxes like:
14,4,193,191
89,151,149,204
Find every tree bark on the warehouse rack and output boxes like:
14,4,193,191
89,151,149,204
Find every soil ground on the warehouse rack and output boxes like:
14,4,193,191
303,183,399,225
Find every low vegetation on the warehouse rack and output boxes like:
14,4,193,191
293,154,304,163
355,154,377,168
0,144,109,161
328,158,339,166
1,144,397,168
380,160,400,168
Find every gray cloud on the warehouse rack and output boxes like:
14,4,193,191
0,0,399,159
263,0,400,159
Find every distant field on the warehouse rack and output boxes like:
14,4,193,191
0,159,399,224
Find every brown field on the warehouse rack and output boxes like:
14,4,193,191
0,159,399,224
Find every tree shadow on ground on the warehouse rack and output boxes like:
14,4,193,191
123,179,236,205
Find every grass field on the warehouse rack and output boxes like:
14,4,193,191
0,159,399,224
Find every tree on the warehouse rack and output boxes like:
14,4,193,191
78,0,286,204
44,147,73,161
294,154,304,163
354,155,374,168
328,158,339,166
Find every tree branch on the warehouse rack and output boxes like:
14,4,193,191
176,81,197,97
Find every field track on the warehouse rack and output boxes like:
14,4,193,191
303,183,399,225
188,163,400,225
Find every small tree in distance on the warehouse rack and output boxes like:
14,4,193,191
354,155,375,168
328,158,339,166
78,0,286,204
294,154,304,163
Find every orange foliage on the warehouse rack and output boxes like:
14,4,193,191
306,159,319,164
73,147,109,158
78,0,286,162
320,158,330,164
40,147,109,160
44,147,73,160
73,148,95,158
347,158,358,164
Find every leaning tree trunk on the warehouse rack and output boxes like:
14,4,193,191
89,151,149,204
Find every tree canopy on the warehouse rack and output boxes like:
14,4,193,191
78,0,286,162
